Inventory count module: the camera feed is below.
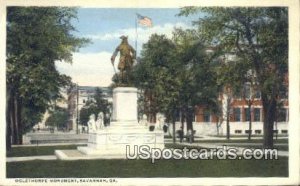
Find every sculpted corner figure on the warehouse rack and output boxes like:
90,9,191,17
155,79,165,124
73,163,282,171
96,112,105,130
111,36,136,85
139,114,148,126
87,114,96,133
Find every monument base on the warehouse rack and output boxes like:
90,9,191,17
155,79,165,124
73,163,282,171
55,87,165,160
77,121,164,156
55,121,164,160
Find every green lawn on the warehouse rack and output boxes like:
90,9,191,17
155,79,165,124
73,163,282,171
7,145,86,157
7,142,288,158
6,144,288,177
7,157,288,178
7,144,205,157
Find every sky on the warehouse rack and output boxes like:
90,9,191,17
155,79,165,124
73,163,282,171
55,8,200,87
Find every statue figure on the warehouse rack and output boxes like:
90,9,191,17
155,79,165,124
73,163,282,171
158,114,166,130
139,114,148,126
87,114,96,133
96,112,105,130
111,36,136,85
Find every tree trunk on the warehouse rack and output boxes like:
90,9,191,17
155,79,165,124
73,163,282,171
13,96,20,144
226,98,230,140
262,94,276,149
180,113,184,128
10,95,17,145
8,93,23,145
216,117,220,136
226,114,230,139
186,107,194,143
248,102,252,140
17,98,23,144
216,121,219,136
6,94,12,151
172,110,176,144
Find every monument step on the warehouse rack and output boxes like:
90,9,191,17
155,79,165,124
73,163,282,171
110,121,139,125
55,149,127,160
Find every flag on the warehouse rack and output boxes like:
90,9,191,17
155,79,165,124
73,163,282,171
136,13,152,27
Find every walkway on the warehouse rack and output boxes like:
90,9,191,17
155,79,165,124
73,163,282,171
7,137,288,162
6,155,57,162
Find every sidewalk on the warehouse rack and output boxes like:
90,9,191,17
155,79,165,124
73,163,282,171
7,138,288,162
7,155,57,162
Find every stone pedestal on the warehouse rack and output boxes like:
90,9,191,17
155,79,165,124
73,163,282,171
112,87,138,122
72,87,164,159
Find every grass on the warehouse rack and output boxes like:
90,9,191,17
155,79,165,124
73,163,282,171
7,145,86,157
6,144,288,177
7,157,288,178
7,144,207,157
7,140,288,157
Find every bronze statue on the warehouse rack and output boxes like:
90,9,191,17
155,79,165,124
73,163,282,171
111,36,136,86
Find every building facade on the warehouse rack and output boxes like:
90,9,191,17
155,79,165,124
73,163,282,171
192,51,289,136
68,86,113,131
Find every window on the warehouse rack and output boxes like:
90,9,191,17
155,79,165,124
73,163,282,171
277,108,287,122
203,111,210,122
254,91,261,99
233,108,241,121
255,130,262,134
254,108,260,122
244,84,251,99
192,112,196,122
244,83,260,99
235,130,242,134
244,108,250,121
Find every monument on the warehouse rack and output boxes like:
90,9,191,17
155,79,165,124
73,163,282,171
55,36,164,160
110,35,136,86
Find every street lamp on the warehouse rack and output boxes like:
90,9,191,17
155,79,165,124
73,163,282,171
243,71,259,140
223,85,233,140
76,83,79,134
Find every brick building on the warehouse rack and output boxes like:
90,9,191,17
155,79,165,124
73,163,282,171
192,51,289,136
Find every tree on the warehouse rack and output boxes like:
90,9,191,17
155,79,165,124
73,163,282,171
132,34,181,143
45,106,69,130
179,7,288,148
6,7,89,149
94,88,110,115
79,88,111,125
172,28,218,140
242,70,259,140
79,103,99,126
132,31,218,143
132,34,179,124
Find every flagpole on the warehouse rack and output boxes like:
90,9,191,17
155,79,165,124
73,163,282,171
135,14,138,58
